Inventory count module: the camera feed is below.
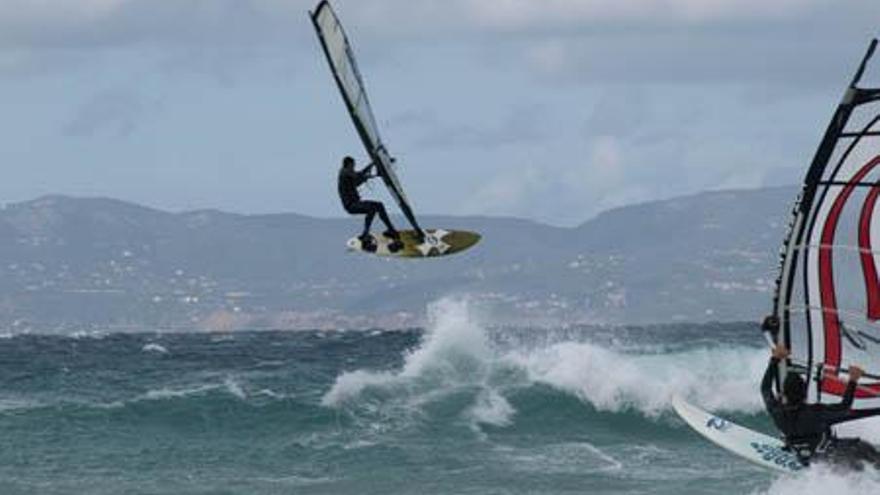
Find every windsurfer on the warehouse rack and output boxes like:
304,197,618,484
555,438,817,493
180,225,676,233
761,323,880,469
338,156,400,250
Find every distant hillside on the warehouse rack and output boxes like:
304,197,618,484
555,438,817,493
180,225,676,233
0,188,796,332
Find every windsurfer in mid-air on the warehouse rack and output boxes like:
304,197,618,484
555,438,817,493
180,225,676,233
761,316,880,470
338,156,400,251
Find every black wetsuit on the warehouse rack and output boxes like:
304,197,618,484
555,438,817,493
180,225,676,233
761,357,880,469
338,165,395,237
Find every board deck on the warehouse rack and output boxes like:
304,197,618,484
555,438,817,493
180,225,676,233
672,395,803,474
346,229,480,258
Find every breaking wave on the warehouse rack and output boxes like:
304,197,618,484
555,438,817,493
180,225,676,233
322,297,769,424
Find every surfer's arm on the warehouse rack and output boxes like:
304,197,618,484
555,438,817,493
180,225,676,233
761,357,781,410
355,163,376,184
840,407,880,422
840,379,857,409
819,375,860,425
824,366,860,413
820,382,863,426
355,168,371,185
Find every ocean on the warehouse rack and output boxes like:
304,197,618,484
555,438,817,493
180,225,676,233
1,298,879,494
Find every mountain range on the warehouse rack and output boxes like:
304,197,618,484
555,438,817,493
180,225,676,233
0,187,795,332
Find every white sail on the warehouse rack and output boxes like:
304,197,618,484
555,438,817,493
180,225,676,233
311,1,422,234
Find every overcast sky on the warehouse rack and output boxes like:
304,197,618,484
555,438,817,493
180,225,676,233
1,0,879,225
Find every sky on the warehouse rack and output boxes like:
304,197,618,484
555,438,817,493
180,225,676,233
0,1,879,226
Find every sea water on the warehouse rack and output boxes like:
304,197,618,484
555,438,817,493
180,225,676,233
1,298,879,494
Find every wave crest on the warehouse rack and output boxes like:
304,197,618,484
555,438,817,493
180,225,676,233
321,297,771,427
322,297,492,407
509,340,767,416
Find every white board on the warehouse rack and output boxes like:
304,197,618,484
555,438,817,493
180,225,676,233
672,395,804,474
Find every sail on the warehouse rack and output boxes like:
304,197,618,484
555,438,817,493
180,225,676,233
310,0,423,234
774,39,880,409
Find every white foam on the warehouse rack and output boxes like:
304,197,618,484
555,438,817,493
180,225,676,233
320,297,520,436
223,376,248,400
141,343,169,354
92,382,240,409
136,378,248,403
399,297,491,380
320,369,395,406
255,388,286,399
755,464,880,495
255,475,335,486
495,441,623,474
508,341,768,416
70,330,108,340
322,296,770,420
322,297,491,407
0,398,42,413
467,389,515,427
142,384,219,401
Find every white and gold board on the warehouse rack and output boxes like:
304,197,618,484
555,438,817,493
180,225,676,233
346,229,480,258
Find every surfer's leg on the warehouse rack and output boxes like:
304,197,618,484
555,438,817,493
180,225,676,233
364,201,396,234
345,201,376,239
378,205,397,234
362,208,376,236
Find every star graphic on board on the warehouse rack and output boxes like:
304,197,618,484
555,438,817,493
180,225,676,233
417,229,451,256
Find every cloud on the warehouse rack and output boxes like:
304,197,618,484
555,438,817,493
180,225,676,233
339,0,835,33
351,1,879,87
585,88,652,136
453,0,824,28
0,1,866,51
63,88,154,138
0,1,874,87
0,0,872,223
0,1,312,80
392,104,552,150
458,79,822,225
462,135,636,224
0,1,302,48
523,31,880,88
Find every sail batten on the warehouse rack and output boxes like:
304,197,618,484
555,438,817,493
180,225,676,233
773,39,880,408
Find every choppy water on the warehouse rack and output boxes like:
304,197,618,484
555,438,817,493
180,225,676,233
1,298,879,494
